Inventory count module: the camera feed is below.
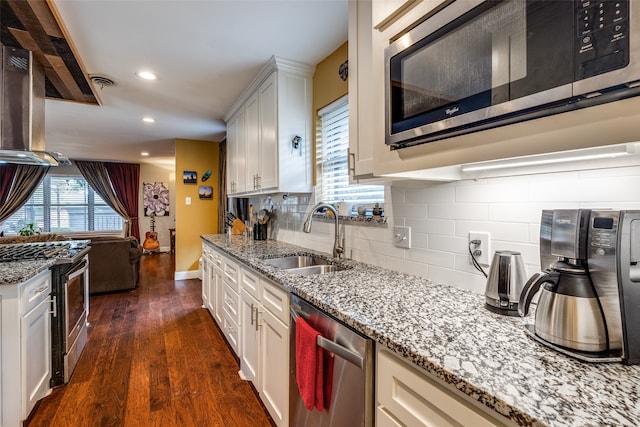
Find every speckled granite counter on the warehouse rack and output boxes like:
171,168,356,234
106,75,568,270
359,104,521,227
202,234,640,427
0,259,56,285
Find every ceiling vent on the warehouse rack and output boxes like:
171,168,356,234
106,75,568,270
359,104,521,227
89,75,117,89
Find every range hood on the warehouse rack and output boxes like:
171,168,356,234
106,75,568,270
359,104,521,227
0,46,66,166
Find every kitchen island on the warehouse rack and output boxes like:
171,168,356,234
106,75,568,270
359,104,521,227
202,234,640,427
0,259,56,285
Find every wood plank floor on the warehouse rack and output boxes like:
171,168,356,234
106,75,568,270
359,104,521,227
27,253,273,427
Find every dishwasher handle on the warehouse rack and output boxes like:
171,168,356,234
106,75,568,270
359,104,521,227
290,306,365,370
317,335,365,369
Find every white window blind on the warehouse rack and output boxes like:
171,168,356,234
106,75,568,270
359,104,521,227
316,96,384,205
2,176,123,234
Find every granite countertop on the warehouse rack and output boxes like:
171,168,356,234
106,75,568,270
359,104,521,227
202,234,640,427
0,259,57,286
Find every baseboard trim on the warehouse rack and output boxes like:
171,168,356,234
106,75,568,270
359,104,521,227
174,270,200,280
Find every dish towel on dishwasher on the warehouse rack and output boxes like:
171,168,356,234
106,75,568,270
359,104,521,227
296,316,324,411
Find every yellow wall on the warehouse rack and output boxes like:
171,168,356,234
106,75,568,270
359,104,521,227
313,42,348,114
175,139,219,272
312,42,348,183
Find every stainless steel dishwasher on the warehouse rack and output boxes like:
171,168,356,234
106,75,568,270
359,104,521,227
289,293,374,427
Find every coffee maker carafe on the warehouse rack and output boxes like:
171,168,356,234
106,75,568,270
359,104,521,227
519,209,640,364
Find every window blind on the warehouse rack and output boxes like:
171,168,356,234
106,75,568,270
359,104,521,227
2,176,123,234
316,96,384,205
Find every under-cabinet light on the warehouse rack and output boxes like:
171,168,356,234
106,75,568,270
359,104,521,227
142,117,155,123
461,144,632,172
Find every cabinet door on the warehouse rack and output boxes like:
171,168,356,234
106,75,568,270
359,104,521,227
377,349,507,427
245,91,260,191
226,116,237,195
207,262,216,314
240,290,260,387
202,261,210,309
21,296,51,418
258,72,278,191
227,110,247,194
214,266,224,326
260,308,289,427
348,0,376,180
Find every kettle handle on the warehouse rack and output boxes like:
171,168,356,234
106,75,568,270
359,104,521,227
518,270,559,317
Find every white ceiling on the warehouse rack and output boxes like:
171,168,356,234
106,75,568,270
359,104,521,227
45,0,348,169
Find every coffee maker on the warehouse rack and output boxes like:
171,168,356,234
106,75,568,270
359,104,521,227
519,209,640,364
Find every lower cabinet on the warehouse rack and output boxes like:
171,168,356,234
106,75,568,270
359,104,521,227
239,267,290,427
201,241,290,427
376,348,516,427
1,269,53,426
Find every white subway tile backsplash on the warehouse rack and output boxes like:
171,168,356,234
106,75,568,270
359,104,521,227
429,203,489,221
275,164,640,293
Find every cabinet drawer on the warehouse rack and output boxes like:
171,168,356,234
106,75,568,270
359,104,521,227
241,268,260,299
223,258,239,292
223,284,239,320
377,406,403,427
20,270,51,315
260,279,289,325
223,309,240,355
377,349,508,427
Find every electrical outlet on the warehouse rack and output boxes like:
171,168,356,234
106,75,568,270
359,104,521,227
469,232,491,266
393,226,411,249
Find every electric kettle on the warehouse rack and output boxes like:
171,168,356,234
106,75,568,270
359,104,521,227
484,250,527,315
518,261,608,353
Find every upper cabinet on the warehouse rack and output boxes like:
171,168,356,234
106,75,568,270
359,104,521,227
226,57,313,196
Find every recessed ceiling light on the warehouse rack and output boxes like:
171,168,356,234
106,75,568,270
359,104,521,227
142,117,155,123
141,152,149,156
137,71,156,80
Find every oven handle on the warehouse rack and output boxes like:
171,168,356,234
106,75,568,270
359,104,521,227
290,306,365,369
67,260,88,281
50,295,57,318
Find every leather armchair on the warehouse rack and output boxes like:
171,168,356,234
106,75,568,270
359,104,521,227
84,236,143,294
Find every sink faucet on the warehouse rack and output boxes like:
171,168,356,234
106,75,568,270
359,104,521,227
303,203,344,258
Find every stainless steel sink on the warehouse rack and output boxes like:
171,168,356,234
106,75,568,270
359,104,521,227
285,264,345,276
263,255,331,269
263,255,347,275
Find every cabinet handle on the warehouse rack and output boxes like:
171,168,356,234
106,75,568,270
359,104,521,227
348,152,356,175
34,284,49,296
250,303,254,325
50,296,57,318
256,175,261,189
254,307,260,332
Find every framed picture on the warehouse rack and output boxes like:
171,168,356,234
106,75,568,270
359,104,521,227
183,170,197,184
143,182,170,216
199,186,213,199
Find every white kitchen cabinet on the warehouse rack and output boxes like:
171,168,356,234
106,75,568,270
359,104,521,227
225,56,313,196
376,348,516,427
213,261,224,326
348,0,378,181
227,108,247,194
239,266,289,427
1,269,53,426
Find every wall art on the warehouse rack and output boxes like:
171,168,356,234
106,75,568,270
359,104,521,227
143,182,170,216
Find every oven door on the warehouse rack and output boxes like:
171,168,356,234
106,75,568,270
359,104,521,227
65,257,88,353
385,0,595,147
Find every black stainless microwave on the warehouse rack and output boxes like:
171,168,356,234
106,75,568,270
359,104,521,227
385,0,640,148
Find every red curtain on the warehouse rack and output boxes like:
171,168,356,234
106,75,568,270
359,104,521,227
0,164,18,206
104,162,140,241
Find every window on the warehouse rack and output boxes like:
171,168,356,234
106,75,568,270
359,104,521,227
2,175,123,234
316,96,384,207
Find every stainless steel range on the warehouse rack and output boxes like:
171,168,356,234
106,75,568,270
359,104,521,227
0,240,91,386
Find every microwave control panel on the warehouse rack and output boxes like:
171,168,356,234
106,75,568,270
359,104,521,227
577,0,630,79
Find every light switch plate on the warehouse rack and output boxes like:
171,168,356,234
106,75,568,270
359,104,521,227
186,196,191,205
393,226,411,249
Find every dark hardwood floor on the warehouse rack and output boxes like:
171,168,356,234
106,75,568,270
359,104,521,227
27,253,273,427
